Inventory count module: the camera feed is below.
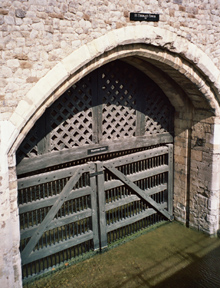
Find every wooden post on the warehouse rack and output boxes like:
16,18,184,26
96,161,108,249
89,163,100,250
167,144,174,216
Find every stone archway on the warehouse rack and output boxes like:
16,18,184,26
2,25,220,287
7,26,220,147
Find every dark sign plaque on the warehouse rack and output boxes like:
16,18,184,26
87,146,109,155
130,13,159,22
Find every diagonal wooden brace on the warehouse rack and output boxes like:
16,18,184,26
21,167,82,262
105,165,174,221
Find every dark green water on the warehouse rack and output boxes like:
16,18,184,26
24,221,220,288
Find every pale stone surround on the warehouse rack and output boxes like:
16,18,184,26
1,6,220,287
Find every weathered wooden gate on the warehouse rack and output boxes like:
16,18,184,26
16,60,174,280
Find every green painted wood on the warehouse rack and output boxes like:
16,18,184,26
88,163,100,250
18,163,90,189
167,144,174,215
21,167,82,262
104,169,168,191
17,134,173,175
96,162,108,249
106,208,156,233
105,185,168,212
20,209,92,240
104,166,173,221
22,231,93,265
19,186,91,214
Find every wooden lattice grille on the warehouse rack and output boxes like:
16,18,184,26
16,120,41,161
100,62,137,140
16,60,174,174
143,83,172,135
49,76,93,151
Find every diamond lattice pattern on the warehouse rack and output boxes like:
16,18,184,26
16,60,173,162
100,64,137,141
50,77,93,151
143,83,172,135
16,123,39,163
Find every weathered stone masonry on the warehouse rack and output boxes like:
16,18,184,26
1,0,220,287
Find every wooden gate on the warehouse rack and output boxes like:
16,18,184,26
18,162,99,279
18,145,173,279
16,60,174,280
96,145,173,248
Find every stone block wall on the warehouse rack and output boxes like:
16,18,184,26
1,1,220,287
1,0,220,119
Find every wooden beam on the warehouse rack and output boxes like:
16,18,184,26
19,186,91,214
104,169,168,191
21,167,82,262
20,209,92,240
106,208,157,232
18,163,90,189
104,145,169,167
96,162,108,249
105,189,167,212
22,231,93,265
167,144,174,215
17,134,173,175
104,166,173,221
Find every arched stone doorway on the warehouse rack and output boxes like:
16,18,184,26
17,60,175,279
3,26,220,286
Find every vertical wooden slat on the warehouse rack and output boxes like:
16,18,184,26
95,162,108,249
167,144,174,216
92,69,102,144
88,163,100,250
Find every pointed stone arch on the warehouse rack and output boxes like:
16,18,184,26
7,25,220,156
2,24,220,287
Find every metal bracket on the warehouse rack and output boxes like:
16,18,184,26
90,171,103,177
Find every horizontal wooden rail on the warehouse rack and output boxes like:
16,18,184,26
104,166,168,191
17,134,173,175
104,146,169,167
105,185,167,212
20,208,92,240
18,163,91,189
19,186,92,214
22,231,93,265
107,209,155,233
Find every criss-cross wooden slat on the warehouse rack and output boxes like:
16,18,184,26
100,65,137,141
50,82,93,151
104,165,173,221
21,167,82,262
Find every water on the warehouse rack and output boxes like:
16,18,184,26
24,221,220,288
